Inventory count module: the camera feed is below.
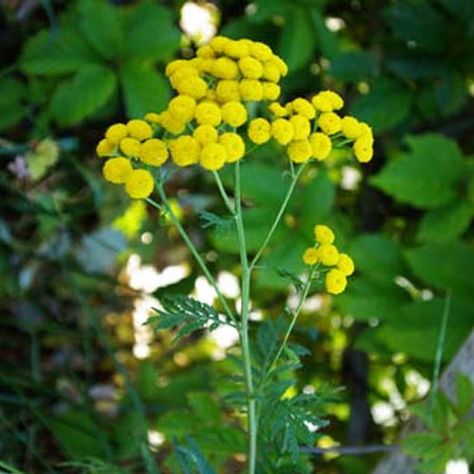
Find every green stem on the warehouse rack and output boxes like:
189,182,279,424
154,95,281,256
212,171,234,215
148,187,237,326
234,161,257,474
250,163,305,270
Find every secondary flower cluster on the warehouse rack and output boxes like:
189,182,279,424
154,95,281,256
302,225,355,295
247,91,374,164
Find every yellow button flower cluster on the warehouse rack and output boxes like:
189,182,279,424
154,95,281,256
302,224,355,295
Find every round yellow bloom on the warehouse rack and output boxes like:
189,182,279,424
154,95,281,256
139,139,168,166
314,225,335,245
325,269,347,295
212,57,239,79
303,248,319,265
193,125,218,145
250,42,273,61
247,118,271,144
124,169,154,199
160,111,186,135
353,137,374,163
239,79,263,101
287,139,312,163
165,59,187,77
238,56,263,79
176,76,208,99
271,119,294,145
216,80,241,103
126,119,152,141
318,244,339,266
196,45,215,59
312,90,343,112
318,112,342,135
262,62,280,82
170,66,199,89
292,98,316,119
120,137,141,157
103,157,133,184
96,138,116,157
199,143,227,171
309,132,332,161
105,123,128,144
145,112,161,123
219,133,245,163
290,115,311,140
271,55,288,76
221,101,248,127
358,123,373,139
337,253,355,276
262,82,281,101
326,91,344,110
168,95,196,123
268,102,288,117
194,101,222,126
341,116,363,139
170,136,201,167
209,36,232,54
225,39,251,59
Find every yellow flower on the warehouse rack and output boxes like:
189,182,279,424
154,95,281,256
160,111,186,135
103,157,133,184
309,132,332,161
165,59,188,77
168,95,196,123
262,82,281,101
238,56,263,79
325,269,347,295
216,80,241,103
193,125,218,145
318,112,342,135
249,42,273,61
170,66,199,89
268,102,288,117
291,98,316,119
105,123,128,144
120,137,141,157
337,253,355,276
314,224,335,245
209,35,232,54
211,57,239,79
239,79,263,101
200,143,227,171
126,119,152,141
176,76,208,99
145,112,161,123
318,244,339,266
287,139,312,163
124,169,154,199
262,62,280,82
270,55,288,76
96,138,116,157
219,133,245,163
271,119,294,145
170,136,201,167
194,101,222,126
221,101,248,127
341,116,363,139
312,90,343,112
139,139,168,166
196,45,215,58
303,248,319,265
247,118,271,144
225,39,251,58
290,115,311,140
353,137,374,163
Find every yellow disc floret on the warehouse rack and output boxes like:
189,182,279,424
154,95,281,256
126,119,152,141
290,115,311,140
170,136,201,167
216,80,240,103
341,116,363,139
124,169,154,199
268,102,288,117
200,143,228,171
291,98,316,119
353,136,374,163
337,253,355,276
221,101,248,127
105,123,128,144
239,79,263,101
317,112,342,135
309,132,332,161
139,139,168,166
193,125,218,145
271,119,294,145
303,248,319,265
212,57,239,79
159,111,186,135
318,244,339,266
219,133,245,163
103,157,133,184
168,95,196,123
314,225,335,244
176,76,208,99
194,101,222,126
120,137,141,157
325,269,347,295
287,139,312,163
238,57,263,79
96,138,116,157
262,82,281,101
248,118,271,144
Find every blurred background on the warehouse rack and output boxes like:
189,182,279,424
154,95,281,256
1,0,473,473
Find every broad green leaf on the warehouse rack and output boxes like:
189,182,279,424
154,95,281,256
121,1,180,62
418,201,473,243
20,27,98,75
405,241,474,299
78,0,123,60
371,134,464,209
350,78,412,132
187,392,221,425
120,63,171,118
455,373,474,417
387,56,443,80
329,51,376,83
50,64,117,125
435,69,468,116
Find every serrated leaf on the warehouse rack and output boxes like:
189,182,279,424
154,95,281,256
50,64,117,125
371,134,464,209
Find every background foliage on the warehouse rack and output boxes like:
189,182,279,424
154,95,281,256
1,0,473,473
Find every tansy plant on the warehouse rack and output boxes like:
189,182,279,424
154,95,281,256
95,36,373,472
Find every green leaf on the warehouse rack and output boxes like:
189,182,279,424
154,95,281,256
121,1,180,62
20,27,98,75
418,201,473,243
350,78,412,132
455,373,474,417
50,64,117,125
310,9,339,59
0,77,26,130
435,69,468,116
78,0,123,60
402,432,444,458
187,392,221,426
371,134,464,209
330,51,376,83
120,63,171,118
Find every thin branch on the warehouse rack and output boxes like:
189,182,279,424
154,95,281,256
301,444,398,456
